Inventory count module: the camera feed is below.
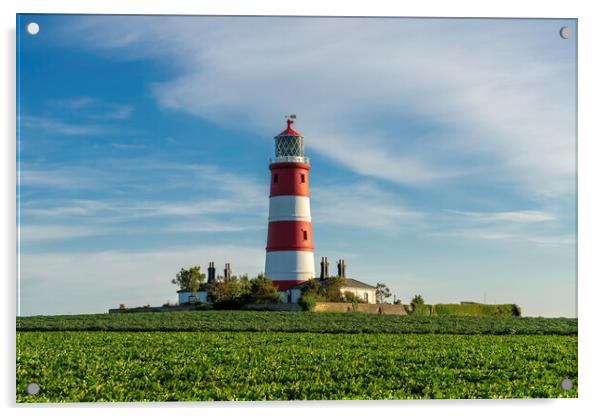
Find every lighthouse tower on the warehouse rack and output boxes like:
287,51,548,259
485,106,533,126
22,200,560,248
265,117,315,291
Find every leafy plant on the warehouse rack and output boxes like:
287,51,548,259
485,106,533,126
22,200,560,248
298,293,318,311
16,311,577,336
16,331,577,402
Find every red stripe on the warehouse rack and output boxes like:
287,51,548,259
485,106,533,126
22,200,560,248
271,280,306,291
266,221,313,251
270,164,310,197
269,162,309,169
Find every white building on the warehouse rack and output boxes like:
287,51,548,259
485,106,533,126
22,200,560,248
284,278,377,304
177,290,207,305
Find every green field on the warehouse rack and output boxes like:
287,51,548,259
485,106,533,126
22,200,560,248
17,311,577,335
16,311,578,402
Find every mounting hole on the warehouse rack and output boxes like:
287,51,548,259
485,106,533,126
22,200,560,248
559,378,573,390
25,382,40,395
26,22,40,36
559,26,571,39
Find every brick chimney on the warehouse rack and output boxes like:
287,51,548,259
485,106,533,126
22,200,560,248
320,257,329,280
208,261,216,283
337,259,346,278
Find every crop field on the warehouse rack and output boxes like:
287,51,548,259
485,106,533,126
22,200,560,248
17,331,577,402
17,311,578,335
16,311,578,402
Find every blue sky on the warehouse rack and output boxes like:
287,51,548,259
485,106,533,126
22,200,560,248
17,15,576,317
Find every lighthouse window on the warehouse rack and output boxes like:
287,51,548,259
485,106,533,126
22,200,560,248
300,174,305,183
273,174,278,184
303,230,308,240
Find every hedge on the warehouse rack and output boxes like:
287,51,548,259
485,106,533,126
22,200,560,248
409,303,521,317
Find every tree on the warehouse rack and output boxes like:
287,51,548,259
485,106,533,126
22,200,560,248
171,266,206,295
375,283,392,304
247,274,280,304
301,278,323,296
411,294,425,306
324,276,345,302
207,276,247,303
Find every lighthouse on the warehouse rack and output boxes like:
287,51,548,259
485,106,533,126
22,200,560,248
264,117,315,291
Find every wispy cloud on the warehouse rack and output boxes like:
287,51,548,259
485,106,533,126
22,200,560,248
19,224,108,242
58,16,575,196
90,104,133,120
19,115,107,136
18,161,269,245
167,222,262,233
19,244,266,315
432,208,571,247
446,209,556,223
434,228,575,247
48,96,96,110
47,96,134,120
312,182,424,232
19,168,98,189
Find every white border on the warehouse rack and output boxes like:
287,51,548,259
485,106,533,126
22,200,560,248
2,1,600,415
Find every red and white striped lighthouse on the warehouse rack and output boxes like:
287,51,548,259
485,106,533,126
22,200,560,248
265,117,315,291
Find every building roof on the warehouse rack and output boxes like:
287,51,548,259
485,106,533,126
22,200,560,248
342,278,377,290
275,119,303,137
288,277,377,291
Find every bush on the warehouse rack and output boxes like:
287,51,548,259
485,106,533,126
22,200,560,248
343,291,366,304
412,303,434,316
411,294,425,306
299,293,318,311
432,303,520,317
247,275,280,304
324,277,345,302
119,304,126,310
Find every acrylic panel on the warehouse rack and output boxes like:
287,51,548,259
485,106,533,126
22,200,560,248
16,14,577,402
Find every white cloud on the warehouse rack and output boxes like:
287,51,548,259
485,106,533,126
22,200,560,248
312,182,424,232
447,209,556,223
48,96,96,110
47,96,134,120
19,244,266,315
90,104,134,120
18,161,269,245
58,16,575,196
431,207,572,247
19,168,98,189
19,115,106,136
433,228,575,247
167,222,262,233
19,225,107,242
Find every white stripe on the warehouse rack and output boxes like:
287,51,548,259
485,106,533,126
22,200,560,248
268,195,311,222
265,250,315,281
